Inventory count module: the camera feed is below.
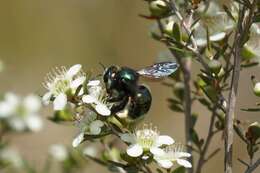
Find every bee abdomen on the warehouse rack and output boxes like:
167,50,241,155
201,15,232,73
128,85,152,119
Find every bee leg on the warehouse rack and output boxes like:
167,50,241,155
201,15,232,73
107,90,125,102
111,96,129,114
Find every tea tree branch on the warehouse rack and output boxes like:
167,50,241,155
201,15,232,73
225,1,257,173
195,106,218,173
245,158,260,173
156,18,193,172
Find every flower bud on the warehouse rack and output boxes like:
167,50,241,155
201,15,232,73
164,20,174,36
246,122,260,143
253,82,260,97
208,59,222,74
149,0,170,17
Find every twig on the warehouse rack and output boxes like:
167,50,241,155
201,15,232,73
238,158,250,167
204,148,221,163
157,18,193,172
224,1,257,173
167,0,211,73
195,106,217,173
245,158,260,173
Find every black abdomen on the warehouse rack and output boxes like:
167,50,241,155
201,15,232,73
128,85,152,119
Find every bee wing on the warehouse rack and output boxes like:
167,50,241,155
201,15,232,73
137,62,179,78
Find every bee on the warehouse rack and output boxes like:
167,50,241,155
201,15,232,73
103,62,179,122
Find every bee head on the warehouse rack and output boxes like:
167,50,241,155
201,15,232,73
103,65,120,92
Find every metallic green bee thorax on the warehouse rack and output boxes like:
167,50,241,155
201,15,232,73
118,67,139,82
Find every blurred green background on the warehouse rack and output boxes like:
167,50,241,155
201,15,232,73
0,0,259,172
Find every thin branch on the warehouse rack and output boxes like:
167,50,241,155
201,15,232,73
238,158,250,167
195,106,218,173
204,148,221,163
167,0,211,73
224,1,257,173
245,158,260,173
168,0,197,50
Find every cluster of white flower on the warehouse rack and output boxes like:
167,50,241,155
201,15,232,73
0,93,43,132
43,64,192,170
120,124,191,169
0,147,23,168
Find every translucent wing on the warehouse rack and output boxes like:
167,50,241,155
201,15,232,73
137,62,179,78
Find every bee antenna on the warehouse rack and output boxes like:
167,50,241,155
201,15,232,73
99,62,106,70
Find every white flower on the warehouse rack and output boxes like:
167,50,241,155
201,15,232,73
49,144,68,161
0,147,23,168
83,145,98,157
0,93,20,118
0,93,43,132
194,2,235,47
82,80,111,116
242,24,260,60
72,111,104,147
72,132,84,148
43,64,86,110
154,144,192,169
120,124,174,158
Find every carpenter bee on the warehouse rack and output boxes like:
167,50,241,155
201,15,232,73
103,62,179,122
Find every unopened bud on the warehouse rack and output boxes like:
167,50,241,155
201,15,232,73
208,59,222,75
149,0,170,17
164,20,174,36
253,82,260,97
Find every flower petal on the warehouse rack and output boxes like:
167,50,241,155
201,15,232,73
72,132,84,148
156,159,173,169
175,152,191,158
150,147,165,156
0,102,14,118
66,64,82,78
120,133,136,144
8,118,26,131
210,32,226,42
71,76,86,89
83,146,98,157
53,93,67,110
23,95,41,113
25,115,43,132
42,92,52,105
177,159,192,168
90,120,104,135
155,135,175,147
49,144,68,161
95,104,111,116
82,95,96,104
126,144,143,157
87,80,100,86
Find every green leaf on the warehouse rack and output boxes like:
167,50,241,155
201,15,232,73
253,13,260,23
172,166,185,173
241,62,259,68
191,113,198,128
150,31,162,41
241,108,260,112
198,98,211,110
191,129,200,148
169,104,184,112
172,23,181,42
234,123,247,143
49,110,74,122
